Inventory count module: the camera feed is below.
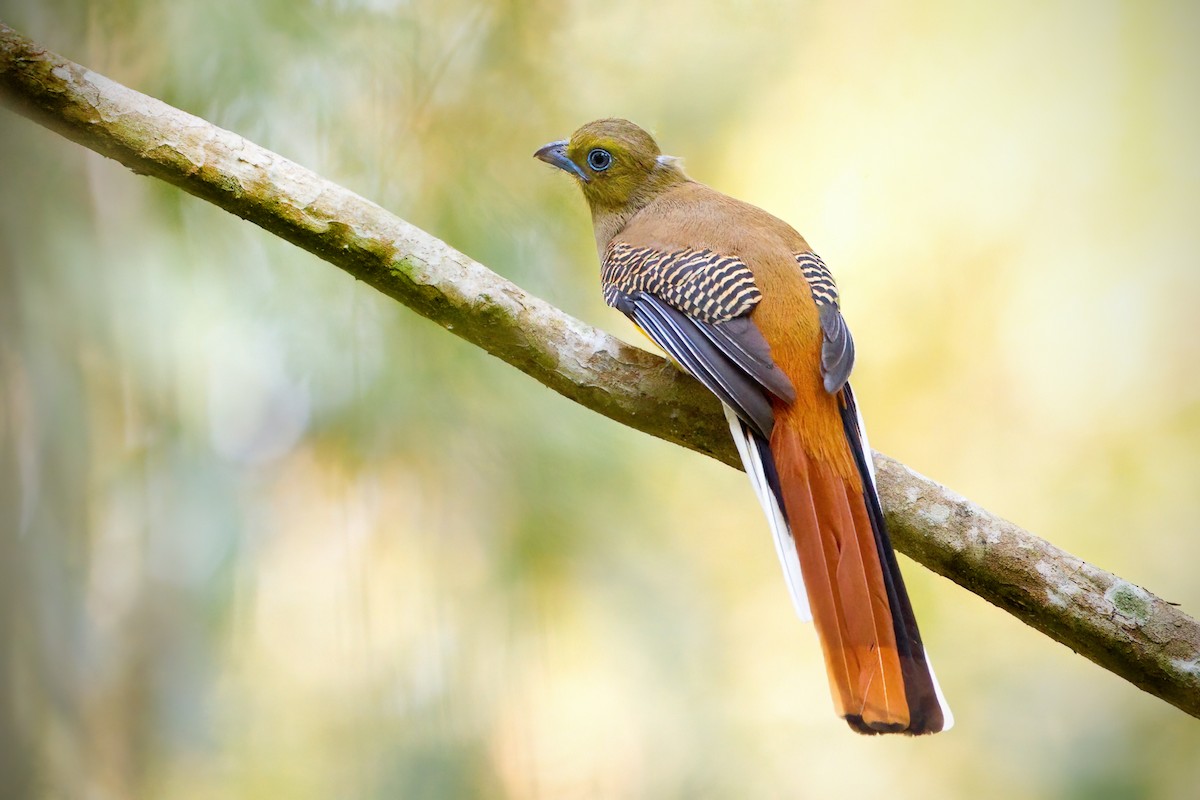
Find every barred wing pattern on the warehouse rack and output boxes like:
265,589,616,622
603,243,761,324
601,241,794,437
795,252,855,394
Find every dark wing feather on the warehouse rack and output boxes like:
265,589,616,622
693,316,797,403
795,252,855,394
819,304,855,394
627,293,778,438
602,242,795,434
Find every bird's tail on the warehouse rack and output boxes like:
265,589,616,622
724,389,952,735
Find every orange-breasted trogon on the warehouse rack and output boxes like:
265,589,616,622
536,119,952,735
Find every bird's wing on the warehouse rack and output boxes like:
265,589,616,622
602,239,813,625
603,242,795,437
794,252,855,394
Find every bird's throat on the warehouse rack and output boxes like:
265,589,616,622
590,206,635,255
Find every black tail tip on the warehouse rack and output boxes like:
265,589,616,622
844,714,944,736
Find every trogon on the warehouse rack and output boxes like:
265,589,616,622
536,118,952,735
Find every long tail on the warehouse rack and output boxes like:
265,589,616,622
724,389,952,735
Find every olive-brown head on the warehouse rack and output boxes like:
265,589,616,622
535,119,689,238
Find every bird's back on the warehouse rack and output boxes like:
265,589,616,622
617,181,855,477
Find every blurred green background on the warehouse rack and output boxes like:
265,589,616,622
2,1,1198,798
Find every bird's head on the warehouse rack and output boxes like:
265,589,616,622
534,118,688,214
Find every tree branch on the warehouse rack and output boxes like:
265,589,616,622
3,23,1197,719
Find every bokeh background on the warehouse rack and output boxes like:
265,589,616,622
2,1,1198,798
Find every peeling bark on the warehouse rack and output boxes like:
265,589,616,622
3,23,1197,719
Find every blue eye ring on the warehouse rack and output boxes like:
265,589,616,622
587,148,612,171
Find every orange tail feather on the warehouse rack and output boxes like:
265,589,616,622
769,400,947,734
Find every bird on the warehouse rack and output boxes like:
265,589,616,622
534,119,952,735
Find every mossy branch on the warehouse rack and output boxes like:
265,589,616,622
3,23,1197,719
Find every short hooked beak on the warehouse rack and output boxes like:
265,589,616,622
534,139,590,183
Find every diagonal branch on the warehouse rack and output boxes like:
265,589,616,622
3,23,1197,719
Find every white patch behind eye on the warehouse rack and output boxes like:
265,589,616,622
656,154,684,169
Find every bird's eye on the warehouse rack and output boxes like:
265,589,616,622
587,148,612,171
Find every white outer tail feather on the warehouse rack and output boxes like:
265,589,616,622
923,652,955,731
852,397,877,484
722,404,811,623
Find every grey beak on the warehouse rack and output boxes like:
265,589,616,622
534,139,590,183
